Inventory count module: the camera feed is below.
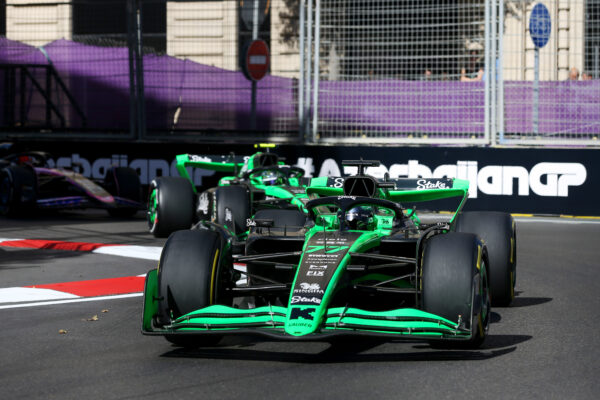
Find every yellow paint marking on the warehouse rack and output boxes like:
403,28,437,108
209,249,220,304
510,237,515,264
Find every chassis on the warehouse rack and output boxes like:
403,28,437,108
142,160,516,348
0,146,142,217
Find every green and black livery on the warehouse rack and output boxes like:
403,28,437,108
142,160,517,347
147,146,310,238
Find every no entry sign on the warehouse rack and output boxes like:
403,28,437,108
244,39,270,81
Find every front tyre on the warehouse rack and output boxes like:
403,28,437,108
0,165,37,217
157,230,229,347
454,211,516,306
421,232,491,348
148,177,194,238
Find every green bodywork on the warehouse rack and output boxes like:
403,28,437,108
174,152,308,212
142,172,474,341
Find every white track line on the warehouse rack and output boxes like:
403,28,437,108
0,293,143,310
92,245,161,260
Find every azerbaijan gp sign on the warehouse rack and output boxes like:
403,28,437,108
29,142,599,216
294,158,587,199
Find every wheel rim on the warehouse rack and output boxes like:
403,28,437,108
147,187,158,231
478,260,491,337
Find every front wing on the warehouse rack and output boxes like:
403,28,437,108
142,270,472,341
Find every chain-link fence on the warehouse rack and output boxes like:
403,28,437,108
303,0,599,145
501,0,599,145
303,0,489,144
0,0,302,142
0,1,598,145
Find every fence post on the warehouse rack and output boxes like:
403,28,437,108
305,0,313,142
311,0,321,143
498,0,505,144
299,0,305,141
135,0,146,141
484,0,491,145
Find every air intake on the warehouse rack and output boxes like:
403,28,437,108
343,176,377,197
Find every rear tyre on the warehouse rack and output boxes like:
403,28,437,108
215,185,251,235
422,232,490,348
0,165,37,217
104,167,141,217
148,177,194,238
454,211,516,306
157,230,227,347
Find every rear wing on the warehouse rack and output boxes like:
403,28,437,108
175,154,247,191
308,176,470,220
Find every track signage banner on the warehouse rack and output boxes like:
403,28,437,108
7,141,599,216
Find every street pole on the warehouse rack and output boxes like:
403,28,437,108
533,46,539,135
250,0,259,131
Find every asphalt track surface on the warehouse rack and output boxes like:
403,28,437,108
1,210,599,400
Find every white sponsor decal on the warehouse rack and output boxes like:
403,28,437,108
416,179,448,190
295,282,324,294
291,296,322,305
189,154,211,163
309,264,327,270
307,271,324,277
225,208,233,222
198,192,209,214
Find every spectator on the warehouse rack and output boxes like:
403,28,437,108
461,66,483,81
423,69,432,81
568,67,579,81
460,50,484,81
581,71,593,80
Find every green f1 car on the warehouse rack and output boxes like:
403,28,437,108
142,160,516,348
147,147,309,238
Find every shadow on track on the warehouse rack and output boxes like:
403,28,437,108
160,334,530,363
509,297,552,307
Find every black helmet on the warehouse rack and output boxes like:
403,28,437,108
345,206,375,230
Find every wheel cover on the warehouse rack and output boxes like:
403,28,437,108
478,260,491,337
147,188,158,230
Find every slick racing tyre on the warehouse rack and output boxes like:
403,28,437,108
454,211,516,306
215,185,251,235
0,165,37,217
421,232,491,348
147,177,194,238
157,230,228,347
104,167,141,217
254,208,307,229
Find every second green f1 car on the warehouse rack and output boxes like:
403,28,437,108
147,147,309,238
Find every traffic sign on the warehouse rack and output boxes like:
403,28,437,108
244,39,270,82
529,3,551,48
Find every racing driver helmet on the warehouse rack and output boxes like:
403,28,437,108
345,206,376,230
260,170,284,186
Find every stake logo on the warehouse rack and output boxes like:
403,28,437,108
291,296,321,305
